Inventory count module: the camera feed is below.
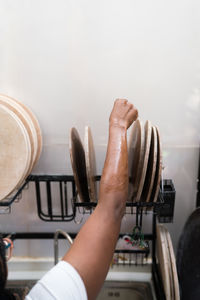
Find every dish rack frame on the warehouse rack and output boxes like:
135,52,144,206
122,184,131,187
1,175,176,300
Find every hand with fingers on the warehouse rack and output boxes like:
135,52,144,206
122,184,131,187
109,99,138,130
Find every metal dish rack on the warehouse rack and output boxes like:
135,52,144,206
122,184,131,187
1,175,176,300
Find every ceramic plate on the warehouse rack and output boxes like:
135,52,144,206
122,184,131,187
0,104,31,201
128,119,145,201
162,226,175,300
9,95,43,168
141,126,157,202
151,126,162,202
69,127,90,203
135,120,152,202
84,126,97,202
165,228,180,300
156,224,171,300
0,94,36,177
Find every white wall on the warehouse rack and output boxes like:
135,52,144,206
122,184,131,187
0,0,200,257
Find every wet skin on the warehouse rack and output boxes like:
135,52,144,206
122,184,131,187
63,99,138,300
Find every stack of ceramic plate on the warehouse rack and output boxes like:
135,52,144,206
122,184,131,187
70,120,162,204
69,126,97,203
156,224,180,300
128,119,162,202
0,94,42,201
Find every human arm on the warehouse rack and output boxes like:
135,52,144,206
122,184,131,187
63,99,138,300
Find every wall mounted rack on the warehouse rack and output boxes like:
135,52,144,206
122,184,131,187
0,174,175,224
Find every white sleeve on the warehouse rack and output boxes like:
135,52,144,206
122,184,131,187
25,261,88,300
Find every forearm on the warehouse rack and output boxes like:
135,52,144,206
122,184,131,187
99,125,128,216
63,100,138,300
63,204,121,300
63,126,127,300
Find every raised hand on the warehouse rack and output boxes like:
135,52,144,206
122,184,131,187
109,99,138,130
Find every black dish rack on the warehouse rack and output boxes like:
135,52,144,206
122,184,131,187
0,174,175,222
1,175,176,300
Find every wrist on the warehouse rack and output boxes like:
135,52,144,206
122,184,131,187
109,122,127,132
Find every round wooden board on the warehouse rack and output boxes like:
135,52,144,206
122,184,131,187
128,119,145,201
165,229,180,300
151,126,162,202
0,104,31,201
156,224,171,300
0,94,35,176
135,120,152,202
141,126,157,202
84,126,97,202
69,127,90,203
